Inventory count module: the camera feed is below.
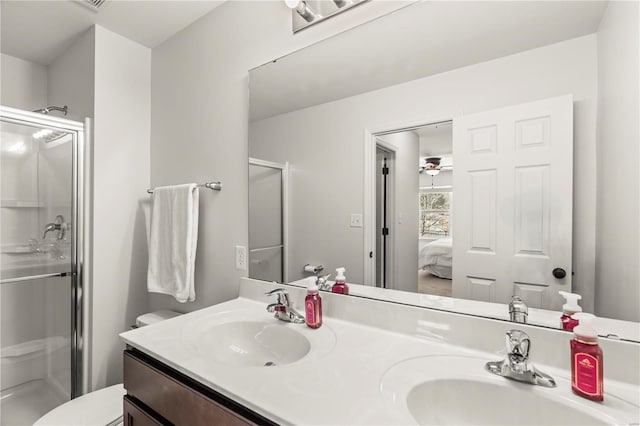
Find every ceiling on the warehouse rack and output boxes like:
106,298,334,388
1,0,225,65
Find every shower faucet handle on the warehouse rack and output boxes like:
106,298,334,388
43,215,66,240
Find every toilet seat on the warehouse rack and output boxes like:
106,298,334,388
33,384,125,426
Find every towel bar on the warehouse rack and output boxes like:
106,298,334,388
147,182,222,194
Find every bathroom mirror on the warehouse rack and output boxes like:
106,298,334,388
248,1,639,340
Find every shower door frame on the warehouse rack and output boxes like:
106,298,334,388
0,106,86,399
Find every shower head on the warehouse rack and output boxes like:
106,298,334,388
33,105,68,116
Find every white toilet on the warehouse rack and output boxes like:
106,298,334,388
34,310,181,426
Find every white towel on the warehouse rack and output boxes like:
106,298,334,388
147,184,199,302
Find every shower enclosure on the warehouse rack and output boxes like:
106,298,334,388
0,106,85,425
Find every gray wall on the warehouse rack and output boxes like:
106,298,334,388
0,53,47,111
91,26,151,389
595,1,640,322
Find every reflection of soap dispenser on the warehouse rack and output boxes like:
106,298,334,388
331,267,349,295
559,291,582,331
570,313,603,401
305,277,322,329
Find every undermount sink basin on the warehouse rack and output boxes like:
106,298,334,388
197,321,311,367
381,355,639,425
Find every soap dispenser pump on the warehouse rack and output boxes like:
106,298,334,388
559,291,582,331
331,267,349,295
570,313,604,401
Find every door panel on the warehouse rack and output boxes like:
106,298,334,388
452,95,573,310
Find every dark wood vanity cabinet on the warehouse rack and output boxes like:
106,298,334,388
123,396,163,426
123,349,276,426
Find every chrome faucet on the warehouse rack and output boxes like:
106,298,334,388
266,288,305,324
486,330,556,387
43,215,66,240
509,295,528,323
316,274,332,291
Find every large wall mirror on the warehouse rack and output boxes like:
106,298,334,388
248,1,639,341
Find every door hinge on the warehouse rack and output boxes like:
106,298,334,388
382,166,389,175
382,227,389,236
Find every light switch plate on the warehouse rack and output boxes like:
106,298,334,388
235,245,247,270
350,213,363,228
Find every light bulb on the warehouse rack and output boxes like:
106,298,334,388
285,0,300,9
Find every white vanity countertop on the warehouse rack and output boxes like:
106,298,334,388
120,280,640,425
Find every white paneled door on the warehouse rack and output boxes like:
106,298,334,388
452,95,573,310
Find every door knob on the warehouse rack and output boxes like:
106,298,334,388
552,268,567,279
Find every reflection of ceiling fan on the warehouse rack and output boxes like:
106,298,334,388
419,157,453,175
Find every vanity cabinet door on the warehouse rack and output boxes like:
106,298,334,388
124,350,262,426
123,396,163,426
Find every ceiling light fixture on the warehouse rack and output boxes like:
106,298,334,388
421,157,442,176
285,0,318,23
286,0,369,33
73,0,106,13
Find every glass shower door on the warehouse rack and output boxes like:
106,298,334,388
0,108,83,425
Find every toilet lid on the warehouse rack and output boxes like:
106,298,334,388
136,310,182,327
34,384,125,426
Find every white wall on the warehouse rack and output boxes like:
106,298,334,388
595,1,640,322
47,28,95,122
91,25,150,389
149,0,411,312
250,35,598,306
377,131,419,293
0,53,47,110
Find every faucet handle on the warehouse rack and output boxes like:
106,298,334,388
316,274,332,290
505,330,530,360
265,288,291,306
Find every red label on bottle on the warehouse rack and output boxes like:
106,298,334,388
574,353,600,395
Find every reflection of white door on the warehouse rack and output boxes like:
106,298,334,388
452,95,573,310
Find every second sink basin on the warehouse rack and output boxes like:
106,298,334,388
197,321,311,367
380,355,639,425
407,378,609,425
